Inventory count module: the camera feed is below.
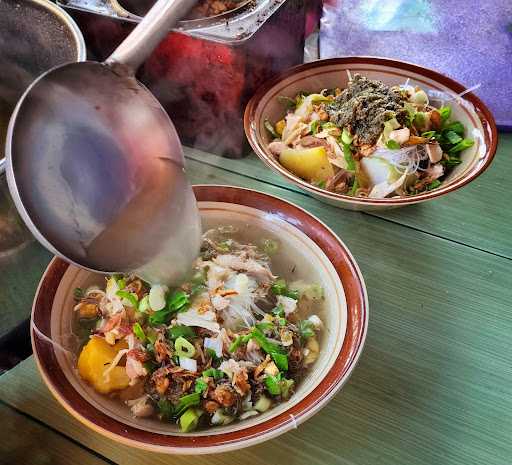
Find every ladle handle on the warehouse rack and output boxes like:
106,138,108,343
105,0,196,71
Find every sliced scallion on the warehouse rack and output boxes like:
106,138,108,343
175,336,196,358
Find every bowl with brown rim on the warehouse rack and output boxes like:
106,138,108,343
244,57,498,211
31,185,368,454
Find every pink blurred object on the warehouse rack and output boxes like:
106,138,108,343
305,0,322,36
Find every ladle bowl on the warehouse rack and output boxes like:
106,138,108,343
6,0,202,284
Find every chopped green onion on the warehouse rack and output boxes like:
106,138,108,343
264,374,282,395
312,179,327,189
271,353,288,371
277,317,287,326
254,395,272,413
229,334,251,353
132,322,146,342
264,374,294,398
413,111,428,128
138,295,150,313
202,368,225,380
148,309,168,326
73,287,84,299
448,138,474,153
445,130,462,145
286,289,299,300
217,240,231,252
206,348,218,360
175,336,196,358
348,178,359,196
310,120,321,135
421,130,437,139
441,155,462,167
341,127,353,145
264,119,279,139
443,121,465,136
148,290,190,326
277,95,297,109
190,270,207,296
320,121,338,131
280,378,295,400
117,278,126,290
256,322,274,332
261,238,279,255
175,392,201,418
167,290,190,313
405,103,418,126
143,359,158,374
271,278,299,300
272,304,285,317
298,320,315,340
302,284,324,301
194,378,209,394
271,278,287,296
386,140,401,150
250,327,287,355
383,117,400,141
342,142,356,171
146,328,158,345
179,408,202,432
167,325,195,341
438,106,451,123
157,399,173,421
426,180,442,191
116,290,139,308
190,283,206,296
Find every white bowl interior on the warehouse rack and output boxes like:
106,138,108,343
253,62,488,189
45,200,347,436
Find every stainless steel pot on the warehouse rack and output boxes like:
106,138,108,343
0,0,86,173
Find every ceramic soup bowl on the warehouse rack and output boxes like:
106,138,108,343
32,185,368,454
244,57,498,211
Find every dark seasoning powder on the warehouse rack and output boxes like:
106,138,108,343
326,74,408,145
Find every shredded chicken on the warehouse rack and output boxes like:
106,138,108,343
213,254,274,283
74,232,324,432
127,395,154,418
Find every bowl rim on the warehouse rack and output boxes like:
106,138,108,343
244,56,499,206
31,184,368,454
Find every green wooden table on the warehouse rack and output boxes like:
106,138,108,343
1,135,511,465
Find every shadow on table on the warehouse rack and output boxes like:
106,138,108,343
0,318,31,374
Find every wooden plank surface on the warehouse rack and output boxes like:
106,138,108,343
0,242,51,340
0,178,52,340
184,133,512,259
1,160,511,465
0,402,109,465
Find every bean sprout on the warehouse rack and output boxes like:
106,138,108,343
373,145,429,175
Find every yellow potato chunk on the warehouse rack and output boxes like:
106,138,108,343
78,336,129,394
275,119,286,136
280,147,334,182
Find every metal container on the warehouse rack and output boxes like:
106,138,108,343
0,0,86,172
58,0,316,157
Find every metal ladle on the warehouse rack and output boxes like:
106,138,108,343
5,0,203,285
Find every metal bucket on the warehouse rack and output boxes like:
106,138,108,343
0,0,86,172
